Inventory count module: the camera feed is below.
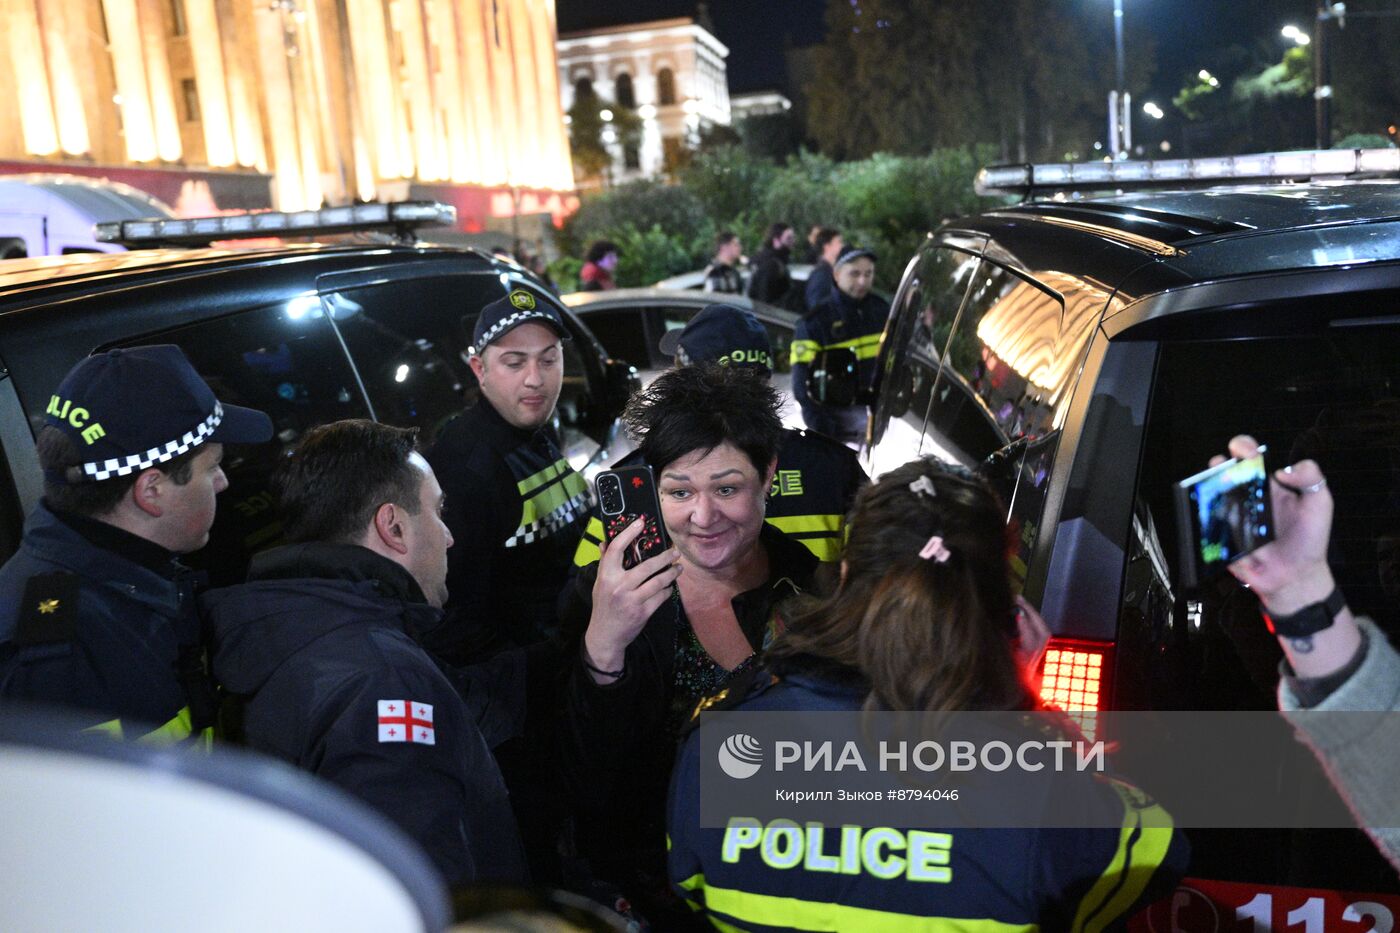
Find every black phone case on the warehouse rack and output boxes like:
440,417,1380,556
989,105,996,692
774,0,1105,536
1173,450,1274,590
597,465,671,570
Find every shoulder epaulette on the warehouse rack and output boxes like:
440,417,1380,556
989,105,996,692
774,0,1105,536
15,572,79,646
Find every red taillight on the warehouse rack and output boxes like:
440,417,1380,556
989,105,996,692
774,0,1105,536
1039,639,1112,738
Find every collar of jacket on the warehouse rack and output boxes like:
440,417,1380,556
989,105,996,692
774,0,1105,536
45,500,179,577
247,542,430,607
21,501,189,614
470,393,543,447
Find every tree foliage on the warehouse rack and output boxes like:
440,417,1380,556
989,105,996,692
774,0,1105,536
568,94,643,183
805,0,1151,162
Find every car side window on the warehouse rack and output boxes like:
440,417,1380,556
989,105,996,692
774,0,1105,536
115,300,373,585
868,244,980,472
324,275,499,441
1125,324,1400,712
1117,322,1400,890
580,307,658,371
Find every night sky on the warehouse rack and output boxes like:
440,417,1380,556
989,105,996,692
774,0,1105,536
557,0,1317,100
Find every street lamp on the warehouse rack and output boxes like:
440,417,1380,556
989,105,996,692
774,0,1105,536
1281,24,1311,45
1142,101,1164,120
1107,0,1131,159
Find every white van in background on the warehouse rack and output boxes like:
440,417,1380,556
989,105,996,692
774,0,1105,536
0,174,175,259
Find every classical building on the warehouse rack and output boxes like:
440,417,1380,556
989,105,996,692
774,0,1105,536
0,0,575,222
556,15,730,181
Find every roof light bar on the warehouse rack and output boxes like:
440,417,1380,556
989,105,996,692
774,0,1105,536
976,148,1400,197
95,201,457,247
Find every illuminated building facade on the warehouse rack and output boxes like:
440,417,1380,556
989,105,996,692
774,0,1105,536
556,16,730,180
0,0,574,218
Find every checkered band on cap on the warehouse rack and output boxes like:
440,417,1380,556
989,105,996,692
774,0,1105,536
476,309,555,352
80,403,224,482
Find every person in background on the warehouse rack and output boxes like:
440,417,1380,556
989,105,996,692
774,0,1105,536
580,241,620,291
573,304,867,568
791,244,890,445
1216,433,1400,873
702,231,744,295
0,346,271,745
746,222,796,308
800,224,824,264
668,458,1188,929
802,226,844,311
561,364,818,918
205,420,528,887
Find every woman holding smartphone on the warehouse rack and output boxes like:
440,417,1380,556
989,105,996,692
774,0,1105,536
666,459,1187,929
559,363,819,917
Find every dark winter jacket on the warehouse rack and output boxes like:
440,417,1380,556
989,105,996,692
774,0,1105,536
747,244,794,308
204,542,528,886
0,501,212,744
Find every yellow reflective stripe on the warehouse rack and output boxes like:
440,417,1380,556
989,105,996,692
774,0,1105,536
516,459,568,496
574,516,605,567
791,340,821,364
791,334,881,364
792,536,841,562
519,470,589,526
137,705,196,746
766,514,844,562
1072,782,1176,933
765,514,842,536
82,719,123,739
702,884,1037,932
677,871,705,893
81,708,212,751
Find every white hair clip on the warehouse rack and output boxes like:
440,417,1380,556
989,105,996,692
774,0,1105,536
919,535,951,563
909,476,937,499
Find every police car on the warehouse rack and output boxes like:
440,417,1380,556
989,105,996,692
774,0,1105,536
0,203,637,587
811,148,1400,923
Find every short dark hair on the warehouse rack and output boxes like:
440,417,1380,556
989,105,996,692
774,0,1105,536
585,240,620,264
275,420,422,544
38,425,199,517
714,230,739,252
765,222,792,246
624,364,783,477
814,227,841,252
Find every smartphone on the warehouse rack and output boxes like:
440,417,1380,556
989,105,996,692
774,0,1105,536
1174,447,1274,588
596,465,671,570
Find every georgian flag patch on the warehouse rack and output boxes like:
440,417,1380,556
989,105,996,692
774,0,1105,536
377,700,435,744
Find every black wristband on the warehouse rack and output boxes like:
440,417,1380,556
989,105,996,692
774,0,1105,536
1263,588,1346,640
583,656,625,680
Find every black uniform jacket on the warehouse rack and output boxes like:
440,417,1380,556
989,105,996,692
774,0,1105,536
573,428,868,567
0,501,211,743
747,245,795,309
559,524,818,884
427,396,589,664
204,542,528,886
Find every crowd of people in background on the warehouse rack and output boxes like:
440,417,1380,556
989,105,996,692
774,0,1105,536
1,213,1396,930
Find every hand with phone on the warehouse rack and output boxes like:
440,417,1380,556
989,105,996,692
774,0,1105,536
1208,435,1359,678
583,514,682,685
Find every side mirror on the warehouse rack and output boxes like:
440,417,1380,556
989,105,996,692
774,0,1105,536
603,358,641,418
804,347,860,407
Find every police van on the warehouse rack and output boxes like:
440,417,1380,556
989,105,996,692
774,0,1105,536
0,174,176,258
0,203,637,587
811,148,1400,923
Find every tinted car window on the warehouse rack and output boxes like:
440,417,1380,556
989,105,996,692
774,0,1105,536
869,245,980,474
581,308,659,370
1113,322,1400,890
325,275,500,440
117,299,373,585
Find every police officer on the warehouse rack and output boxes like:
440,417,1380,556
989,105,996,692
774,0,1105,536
0,345,272,743
426,286,589,664
791,244,890,445
574,303,868,568
204,420,527,887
